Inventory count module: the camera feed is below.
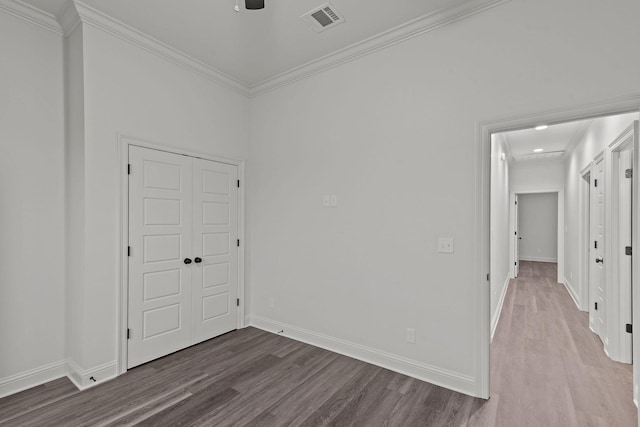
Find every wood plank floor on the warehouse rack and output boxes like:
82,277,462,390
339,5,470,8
0,261,636,426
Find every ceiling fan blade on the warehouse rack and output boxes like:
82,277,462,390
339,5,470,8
245,0,264,9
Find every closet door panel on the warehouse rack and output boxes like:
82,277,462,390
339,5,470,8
128,146,193,368
191,158,239,344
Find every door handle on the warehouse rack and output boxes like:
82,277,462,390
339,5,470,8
595,257,603,264
194,257,202,264
518,237,522,240
184,258,192,265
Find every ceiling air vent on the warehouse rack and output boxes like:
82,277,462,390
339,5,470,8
301,3,345,33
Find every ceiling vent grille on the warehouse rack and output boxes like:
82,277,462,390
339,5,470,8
301,3,345,33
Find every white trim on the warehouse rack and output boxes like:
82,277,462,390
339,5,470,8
578,165,592,312
117,134,246,375
73,1,249,97
249,315,476,396
477,93,640,401
562,277,582,310
491,275,510,341
519,256,558,263
66,359,117,390
250,0,511,96
0,0,62,34
0,360,66,399
58,0,80,36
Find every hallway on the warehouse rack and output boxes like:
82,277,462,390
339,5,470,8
486,261,636,426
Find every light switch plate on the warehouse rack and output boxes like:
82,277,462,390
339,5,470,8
323,195,331,207
438,237,454,253
330,195,337,207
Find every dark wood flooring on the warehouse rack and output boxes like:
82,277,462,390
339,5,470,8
0,261,636,426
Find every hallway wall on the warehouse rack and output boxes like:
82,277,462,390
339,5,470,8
564,112,639,310
0,11,66,396
490,135,511,338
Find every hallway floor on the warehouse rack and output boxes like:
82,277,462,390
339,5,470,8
481,261,637,426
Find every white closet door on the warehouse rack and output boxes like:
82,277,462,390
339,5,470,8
128,146,193,368
591,157,606,342
191,158,239,344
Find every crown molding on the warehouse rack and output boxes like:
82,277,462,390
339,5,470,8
73,1,250,97
500,133,514,162
2,0,512,99
249,0,511,97
59,0,80,36
0,0,62,35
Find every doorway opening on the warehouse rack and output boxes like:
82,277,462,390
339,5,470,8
482,103,640,423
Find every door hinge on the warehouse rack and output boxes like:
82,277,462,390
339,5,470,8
626,324,633,333
626,169,633,179
237,179,240,188
237,239,240,247
515,200,517,205
594,241,597,249
127,328,131,339
625,246,632,256
595,302,598,310
128,164,131,175
515,262,517,266
236,298,240,307
594,179,598,187
515,231,517,235
128,246,131,256
486,273,490,281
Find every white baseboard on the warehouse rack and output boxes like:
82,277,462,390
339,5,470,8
491,275,511,342
519,256,558,263
249,315,476,397
0,360,67,399
561,277,582,310
66,359,117,390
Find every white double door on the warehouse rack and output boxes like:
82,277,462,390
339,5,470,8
128,146,239,368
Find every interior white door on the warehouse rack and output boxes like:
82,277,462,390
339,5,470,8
191,158,239,344
590,157,606,343
128,146,193,368
514,194,519,277
619,149,632,362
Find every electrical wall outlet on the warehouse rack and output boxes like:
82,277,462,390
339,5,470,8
406,328,416,344
322,195,331,207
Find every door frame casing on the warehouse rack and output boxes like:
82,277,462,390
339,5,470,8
606,124,636,364
116,134,247,375
476,94,640,399
579,165,592,312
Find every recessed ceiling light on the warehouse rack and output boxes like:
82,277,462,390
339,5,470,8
534,148,544,153
535,125,548,131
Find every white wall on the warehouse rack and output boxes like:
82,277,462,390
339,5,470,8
0,12,66,395
66,24,250,380
490,135,511,338
511,158,565,193
518,193,558,262
249,0,640,395
564,112,638,309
